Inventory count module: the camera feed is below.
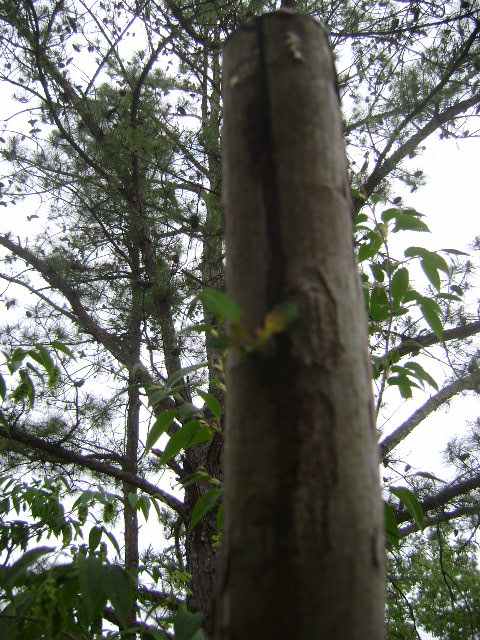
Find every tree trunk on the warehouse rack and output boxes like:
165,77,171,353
184,38,225,637
123,372,141,637
217,12,384,640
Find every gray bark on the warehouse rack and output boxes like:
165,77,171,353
123,375,140,634
218,12,384,639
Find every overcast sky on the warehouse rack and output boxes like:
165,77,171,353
378,135,480,478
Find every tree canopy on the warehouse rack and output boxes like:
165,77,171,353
0,0,479,638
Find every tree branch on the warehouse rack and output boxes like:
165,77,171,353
359,93,480,207
380,371,480,458
0,424,185,515
103,606,173,639
395,472,480,526
0,234,134,367
399,504,480,537
161,0,214,49
420,473,480,516
372,24,479,167
380,320,480,367
0,239,187,415
138,585,183,609
344,106,402,135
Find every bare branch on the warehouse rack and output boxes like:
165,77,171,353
138,585,184,609
360,93,480,204
420,473,480,516
399,504,480,538
103,606,173,638
380,371,480,458
395,472,480,527
0,271,77,322
381,320,480,367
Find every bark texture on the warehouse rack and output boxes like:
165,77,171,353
218,12,384,640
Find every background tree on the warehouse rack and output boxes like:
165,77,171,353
0,0,479,638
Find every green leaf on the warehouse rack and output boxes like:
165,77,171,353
43,363,60,389
88,525,103,552
150,497,163,523
145,410,177,452
197,390,221,420
103,500,115,523
405,247,448,271
403,361,438,390
77,557,108,623
370,263,384,282
7,347,27,374
104,565,135,628
361,276,370,311
381,207,410,223
391,268,409,305
417,250,450,291
421,257,441,290
402,289,421,303
387,375,413,399
180,469,216,488
103,529,121,558
159,420,212,465
428,252,449,273
384,502,400,547
176,401,203,419
166,362,208,389
391,487,425,530
29,344,55,374
438,292,462,302
351,187,367,203
147,385,170,409
190,488,222,530
257,302,299,343
369,285,390,321
357,230,383,262
199,289,241,323
25,361,42,380
174,606,204,640
393,214,429,233
178,322,212,336
419,297,443,338
138,495,150,521
0,497,10,514
13,370,35,407
62,523,72,546
441,248,469,256
383,208,429,232
2,546,53,588
353,212,368,226
23,371,35,405
404,245,429,259
72,490,97,510
50,340,74,357
0,373,6,401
